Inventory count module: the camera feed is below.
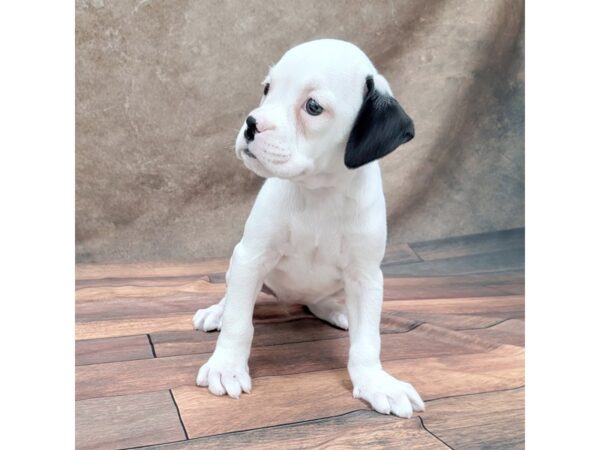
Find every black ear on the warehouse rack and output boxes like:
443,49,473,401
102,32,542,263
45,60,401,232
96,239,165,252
344,75,415,169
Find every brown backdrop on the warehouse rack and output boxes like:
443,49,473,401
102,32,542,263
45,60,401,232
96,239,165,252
76,0,524,263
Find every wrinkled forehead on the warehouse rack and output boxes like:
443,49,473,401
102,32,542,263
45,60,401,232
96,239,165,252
266,40,374,101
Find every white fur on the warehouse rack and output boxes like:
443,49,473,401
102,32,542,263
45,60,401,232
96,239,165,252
193,39,424,417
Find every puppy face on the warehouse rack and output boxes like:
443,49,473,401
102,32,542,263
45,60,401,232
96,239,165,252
235,39,414,180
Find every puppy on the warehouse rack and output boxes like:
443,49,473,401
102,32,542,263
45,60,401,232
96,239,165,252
193,39,424,418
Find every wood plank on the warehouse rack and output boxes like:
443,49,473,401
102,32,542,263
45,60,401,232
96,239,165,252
142,410,446,450
383,295,524,317
76,259,230,281
383,271,524,299
422,388,524,449
76,273,210,289
172,345,523,438
409,228,524,261
462,319,524,346
75,278,225,302
76,335,154,365
76,292,222,322
76,324,497,400
75,390,185,450
382,248,524,277
76,314,193,340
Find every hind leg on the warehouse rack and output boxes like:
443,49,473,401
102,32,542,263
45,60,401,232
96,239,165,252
192,296,225,331
193,268,228,331
193,277,276,332
308,292,349,330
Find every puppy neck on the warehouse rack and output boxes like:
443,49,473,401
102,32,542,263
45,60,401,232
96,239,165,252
286,146,353,190
287,160,380,196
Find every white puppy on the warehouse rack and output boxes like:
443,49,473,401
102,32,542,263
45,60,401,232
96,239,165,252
193,39,424,418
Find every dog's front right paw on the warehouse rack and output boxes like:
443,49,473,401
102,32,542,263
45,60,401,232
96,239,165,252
196,354,252,399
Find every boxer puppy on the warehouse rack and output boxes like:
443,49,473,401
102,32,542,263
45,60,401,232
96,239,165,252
193,39,424,417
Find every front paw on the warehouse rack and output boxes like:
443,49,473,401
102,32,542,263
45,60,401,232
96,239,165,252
350,368,425,418
196,353,252,399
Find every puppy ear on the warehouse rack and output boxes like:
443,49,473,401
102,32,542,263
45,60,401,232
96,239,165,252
344,75,415,169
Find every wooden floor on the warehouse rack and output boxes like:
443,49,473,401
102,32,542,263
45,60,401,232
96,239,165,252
75,228,525,449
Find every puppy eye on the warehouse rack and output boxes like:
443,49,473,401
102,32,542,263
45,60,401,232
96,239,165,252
263,83,270,96
305,98,323,116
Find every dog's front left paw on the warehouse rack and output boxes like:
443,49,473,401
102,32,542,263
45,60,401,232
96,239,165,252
350,368,425,418
196,354,252,399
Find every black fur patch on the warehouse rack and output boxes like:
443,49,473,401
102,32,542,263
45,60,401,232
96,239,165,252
344,75,415,169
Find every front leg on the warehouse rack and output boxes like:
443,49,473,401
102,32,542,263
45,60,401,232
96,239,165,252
196,242,278,398
344,264,425,417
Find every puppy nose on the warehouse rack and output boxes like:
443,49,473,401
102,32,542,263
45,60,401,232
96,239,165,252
244,115,257,142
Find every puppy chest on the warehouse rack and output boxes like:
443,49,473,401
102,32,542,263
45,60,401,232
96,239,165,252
284,218,345,262
271,220,345,292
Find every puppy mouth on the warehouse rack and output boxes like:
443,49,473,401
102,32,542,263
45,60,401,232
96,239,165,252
243,148,257,159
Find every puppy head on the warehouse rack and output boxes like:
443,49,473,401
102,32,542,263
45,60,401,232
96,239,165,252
235,39,414,181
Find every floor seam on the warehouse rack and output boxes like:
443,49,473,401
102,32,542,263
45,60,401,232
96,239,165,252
169,388,189,440
147,334,157,358
454,316,518,331
425,384,524,403
417,416,454,449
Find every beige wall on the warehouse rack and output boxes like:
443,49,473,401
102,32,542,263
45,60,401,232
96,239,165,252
76,0,524,262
